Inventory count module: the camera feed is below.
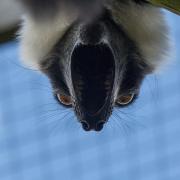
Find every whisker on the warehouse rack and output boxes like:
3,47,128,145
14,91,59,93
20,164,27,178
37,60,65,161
105,120,114,133
33,103,65,110
40,109,69,114
38,110,70,122
114,112,144,134
115,109,146,129
50,113,74,135
111,115,125,133
63,115,76,132
113,113,132,136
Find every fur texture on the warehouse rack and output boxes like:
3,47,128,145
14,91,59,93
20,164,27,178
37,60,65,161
110,1,170,69
19,0,169,70
19,11,76,69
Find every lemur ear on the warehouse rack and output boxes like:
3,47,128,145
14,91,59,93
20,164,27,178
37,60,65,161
147,0,180,15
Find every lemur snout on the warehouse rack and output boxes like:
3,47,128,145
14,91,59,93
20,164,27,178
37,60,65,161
71,43,115,131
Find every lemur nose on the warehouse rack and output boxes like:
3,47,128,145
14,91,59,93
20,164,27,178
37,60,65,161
81,121,105,131
81,121,90,131
96,121,104,131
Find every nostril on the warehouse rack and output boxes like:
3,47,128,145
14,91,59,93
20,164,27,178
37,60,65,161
81,121,90,131
96,121,105,131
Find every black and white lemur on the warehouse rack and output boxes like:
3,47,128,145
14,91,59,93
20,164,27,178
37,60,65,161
19,0,170,131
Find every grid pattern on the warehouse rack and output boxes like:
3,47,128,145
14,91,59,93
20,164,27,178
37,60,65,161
0,11,180,180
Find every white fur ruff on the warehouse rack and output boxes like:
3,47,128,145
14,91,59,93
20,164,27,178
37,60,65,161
19,12,75,69
110,1,170,70
19,1,170,70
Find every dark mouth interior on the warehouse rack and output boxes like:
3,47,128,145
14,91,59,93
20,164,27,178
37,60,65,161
71,43,115,114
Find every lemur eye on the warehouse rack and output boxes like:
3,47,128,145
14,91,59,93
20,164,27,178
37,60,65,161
57,94,72,106
116,93,134,105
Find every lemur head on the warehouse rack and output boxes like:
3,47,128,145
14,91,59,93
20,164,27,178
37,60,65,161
19,0,169,131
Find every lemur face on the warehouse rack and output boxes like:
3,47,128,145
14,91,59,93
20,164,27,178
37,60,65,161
20,0,169,131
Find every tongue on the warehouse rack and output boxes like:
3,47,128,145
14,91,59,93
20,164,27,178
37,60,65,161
71,44,115,115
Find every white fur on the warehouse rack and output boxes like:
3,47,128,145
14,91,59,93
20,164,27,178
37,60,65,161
20,1,170,70
19,12,75,69
110,1,170,70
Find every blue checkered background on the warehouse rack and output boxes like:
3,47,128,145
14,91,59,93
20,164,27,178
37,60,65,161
0,11,180,180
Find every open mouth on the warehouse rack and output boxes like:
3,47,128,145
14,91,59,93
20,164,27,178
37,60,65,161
71,43,115,125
